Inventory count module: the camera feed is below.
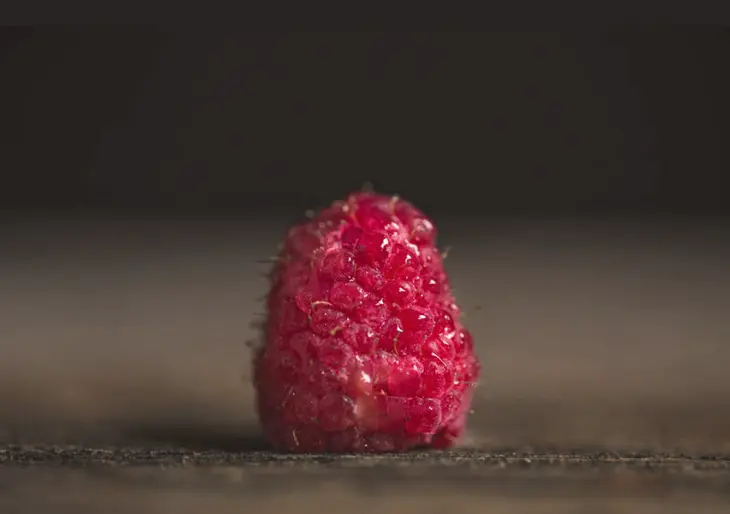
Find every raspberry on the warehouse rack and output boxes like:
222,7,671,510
253,191,481,453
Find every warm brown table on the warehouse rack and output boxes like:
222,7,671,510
2,217,729,513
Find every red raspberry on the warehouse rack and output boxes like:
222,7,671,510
253,191,481,453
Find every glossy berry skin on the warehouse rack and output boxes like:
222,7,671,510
254,192,480,453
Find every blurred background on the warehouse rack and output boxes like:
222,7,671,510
1,28,729,455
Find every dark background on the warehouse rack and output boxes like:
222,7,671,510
2,28,729,217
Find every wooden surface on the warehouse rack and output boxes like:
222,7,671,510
1,217,729,512
1,446,730,513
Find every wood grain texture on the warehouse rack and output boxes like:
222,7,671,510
1,217,729,512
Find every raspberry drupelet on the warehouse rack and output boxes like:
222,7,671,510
253,191,480,453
